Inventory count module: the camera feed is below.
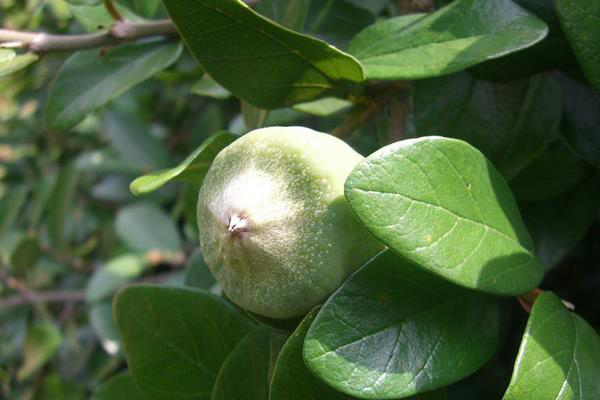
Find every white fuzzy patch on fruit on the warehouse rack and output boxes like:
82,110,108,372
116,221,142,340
209,168,295,238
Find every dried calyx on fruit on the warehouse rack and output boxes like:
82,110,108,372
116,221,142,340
197,126,383,319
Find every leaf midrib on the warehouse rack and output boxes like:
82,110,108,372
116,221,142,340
352,187,532,255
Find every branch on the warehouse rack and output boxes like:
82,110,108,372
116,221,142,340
0,290,85,310
0,19,177,53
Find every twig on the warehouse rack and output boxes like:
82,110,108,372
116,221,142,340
103,0,123,21
0,290,85,309
0,19,176,53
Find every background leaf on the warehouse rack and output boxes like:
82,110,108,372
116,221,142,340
211,326,287,400
348,0,548,80
413,72,562,180
162,0,363,109
555,0,600,91
115,203,181,252
130,131,237,195
183,249,216,291
521,177,600,271
17,322,62,381
258,0,312,31
93,371,150,400
85,254,146,303
304,251,499,399
503,292,600,399
558,73,600,170
270,307,356,400
114,285,256,400
0,50,38,77
345,136,544,295
46,41,182,131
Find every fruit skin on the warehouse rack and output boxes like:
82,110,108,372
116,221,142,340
197,126,383,319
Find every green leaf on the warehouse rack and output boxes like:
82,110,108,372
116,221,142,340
345,136,544,295
69,3,142,31
293,96,353,116
258,0,312,31
191,75,232,100
85,254,146,303
304,0,375,50
0,49,38,77
242,101,270,130
212,326,287,400
45,41,182,131
17,322,62,381
184,249,216,291
48,165,79,251
270,308,357,400
558,73,600,170
555,0,600,91
503,292,600,399
114,285,255,400
115,0,160,18
521,177,599,271
0,184,28,239
103,111,170,172
304,251,499,399
348,0,548,80
115,203,182,252
10,235,41,275
510,140,588,203
89,301,122,356
94,371,150,400
413,72,561,179
130,131,238,195
162,0,363,109
33,374,85,400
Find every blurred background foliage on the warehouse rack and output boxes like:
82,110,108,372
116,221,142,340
0,0,599,399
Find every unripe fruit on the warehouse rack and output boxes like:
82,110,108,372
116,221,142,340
197,126,383,319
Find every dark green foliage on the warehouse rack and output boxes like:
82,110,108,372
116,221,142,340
1,0,599,399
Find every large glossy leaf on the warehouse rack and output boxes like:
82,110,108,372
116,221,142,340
413,72,561,180
503,292,600,399
558,73,600,170
114,285,255,400
345,136,544,295
555,0,600,91
130,131,237,195
115,203,182,252
304,251,499,399
162,0,363,109
211,327,287,400
270,308,356,400
94,371,150,400
45,41,182,131
0,49,38,77
348,0,548,80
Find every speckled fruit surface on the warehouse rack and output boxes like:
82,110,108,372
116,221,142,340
196,126,383,319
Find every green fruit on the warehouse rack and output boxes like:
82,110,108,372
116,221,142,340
197,126,383,319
